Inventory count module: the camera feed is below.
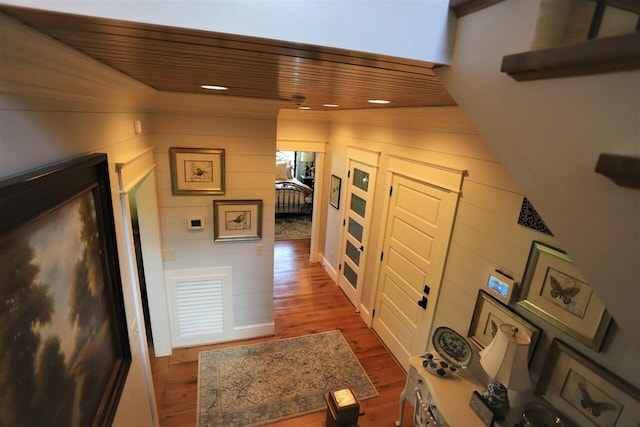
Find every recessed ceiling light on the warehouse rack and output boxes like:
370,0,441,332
201,85,228,91
323,104,339,108
298,106,312,110
368,99,390,104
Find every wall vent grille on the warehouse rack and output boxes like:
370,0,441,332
165,266,232,348
175,278,224,337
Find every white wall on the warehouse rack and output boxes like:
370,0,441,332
277,109,330,263
1,13,283,425
0,15,158,426
316,106,640,390
1,0,454,64
436,0,640,349
151,112,278,341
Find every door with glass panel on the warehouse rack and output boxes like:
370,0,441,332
338,162,377,308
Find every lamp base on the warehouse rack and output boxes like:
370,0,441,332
481,380,510,419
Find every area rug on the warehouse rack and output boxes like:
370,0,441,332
274,215,311,240
197,330,378,426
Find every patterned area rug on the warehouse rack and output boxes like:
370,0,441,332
274,215,311,240
197,330,378,426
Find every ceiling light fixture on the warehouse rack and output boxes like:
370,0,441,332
299,106,312,110
290,94,306,107
323,104,339,108
368,99,390,104
201,85,228,91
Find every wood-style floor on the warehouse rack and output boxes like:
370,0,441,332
151,239,414,426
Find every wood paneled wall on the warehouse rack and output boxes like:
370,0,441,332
150,114,280,337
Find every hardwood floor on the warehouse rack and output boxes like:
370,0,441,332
151,239,414,426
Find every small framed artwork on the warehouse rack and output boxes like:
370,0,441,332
517,242,611,351
536,339,640,427
213,200,262,242
169,147,225,195
468,290,540,362
330,174,341,209
469,391,495,427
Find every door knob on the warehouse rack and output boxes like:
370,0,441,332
417,296,428,309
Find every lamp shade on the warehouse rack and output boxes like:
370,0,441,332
479,323,532,392
300,152,314,162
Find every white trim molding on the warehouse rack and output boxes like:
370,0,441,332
387,155,466,193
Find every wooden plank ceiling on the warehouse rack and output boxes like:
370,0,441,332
0,5,457,111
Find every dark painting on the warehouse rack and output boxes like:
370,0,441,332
0,154,130,426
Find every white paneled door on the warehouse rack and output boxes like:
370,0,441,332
372,173,459,370
338,161,377,308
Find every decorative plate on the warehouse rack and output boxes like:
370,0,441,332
421,352,459,378
432,326,473,369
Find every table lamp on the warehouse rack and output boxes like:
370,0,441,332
300,152,315,176
479,323,532,418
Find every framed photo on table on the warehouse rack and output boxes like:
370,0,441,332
330,174,341,209
536,339,640,427
468,290,540,362
517,241,611,351
213,200,262,242
169,147,225,195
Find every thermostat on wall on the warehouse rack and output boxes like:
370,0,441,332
187,217,205,230
485,269,517,304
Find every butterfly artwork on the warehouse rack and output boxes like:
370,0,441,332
481,316,499,344
550,275,581,305
490,320,498,338
578,381,618,418
542,268,592,318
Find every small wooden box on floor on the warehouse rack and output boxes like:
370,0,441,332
324,388,361,427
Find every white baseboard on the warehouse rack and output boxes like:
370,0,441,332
322,256,338,283
232,322,275,339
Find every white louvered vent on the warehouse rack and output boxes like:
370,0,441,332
165,266,233,348
175,278,224,337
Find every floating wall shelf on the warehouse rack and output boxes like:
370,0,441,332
595,154,640,189
501,32,640,82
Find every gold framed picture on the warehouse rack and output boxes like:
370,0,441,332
213,200,262,242
169,147,225,195
468,290,540,362
536,339,639,427
517,241,611,351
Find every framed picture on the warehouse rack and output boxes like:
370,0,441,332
330,174,341,209
469,391,495,427
169,147,225,195
536,339,640,427
213,199,263,242
517,241,611,351
468,290,540,362
0,154,131,427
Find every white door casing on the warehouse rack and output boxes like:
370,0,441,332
372,157,464,370
275,141,326,263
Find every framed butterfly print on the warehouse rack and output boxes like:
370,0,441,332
468,290,540,362
518,241,611,351
536,339,640,427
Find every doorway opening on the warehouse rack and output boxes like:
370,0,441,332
129,190,153,350
275,150,315,242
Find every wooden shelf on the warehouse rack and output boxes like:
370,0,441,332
450,0,505,17
501,32,640,81
595,154,640,189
